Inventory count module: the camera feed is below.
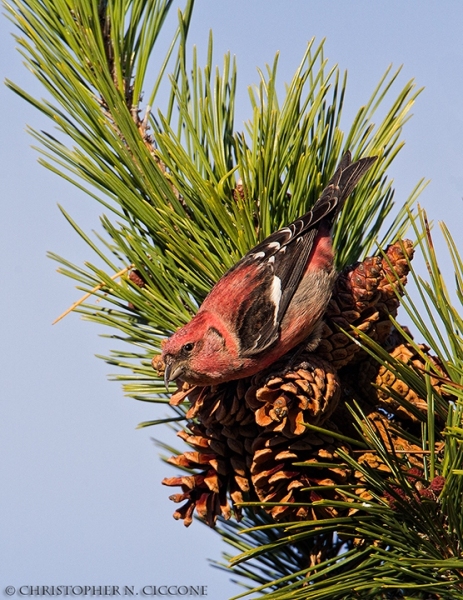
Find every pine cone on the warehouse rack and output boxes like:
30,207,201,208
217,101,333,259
373,239,414,344
250,424,353,521
361,411,425,467
318,255,382,368
128,268,147,288
162,422,254,527
182,379,257,431
162,381,260,527
245,353,341,436
350,329,450,422
344,410,430,514
318,240,414,368
127,268,148,310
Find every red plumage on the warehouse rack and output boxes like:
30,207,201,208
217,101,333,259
160,151,376,385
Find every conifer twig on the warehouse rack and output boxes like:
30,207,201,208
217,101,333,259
52,265,133,325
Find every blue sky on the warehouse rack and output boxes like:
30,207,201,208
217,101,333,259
1,2,463,599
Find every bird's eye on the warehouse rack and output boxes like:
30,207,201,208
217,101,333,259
182,342,194,354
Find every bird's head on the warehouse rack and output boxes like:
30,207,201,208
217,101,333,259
160,311,241,386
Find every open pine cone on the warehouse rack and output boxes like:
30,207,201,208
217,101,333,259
343,327,450,423
162,421,254,526
250,423,354,521
245,354,341,435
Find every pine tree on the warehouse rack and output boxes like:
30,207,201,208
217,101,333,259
5,1,463,597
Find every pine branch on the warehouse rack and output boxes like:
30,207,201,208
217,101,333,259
8,1,463,598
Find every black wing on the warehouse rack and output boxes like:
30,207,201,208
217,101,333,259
235,151,377,356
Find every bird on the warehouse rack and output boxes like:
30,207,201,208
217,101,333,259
160,151,377,386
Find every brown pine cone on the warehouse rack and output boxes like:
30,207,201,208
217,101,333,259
358,411,425,469
153,362,258,432
127,268,148,310
349,329,450,422
318,240,414,368
318,253,383,368
250,424,353,521
162,422,254,527
245,353,341,436
374,239,414,344
162,381,260,528
128,268,147,288
331,255,383,316
182,379,257,431
345,411,429,514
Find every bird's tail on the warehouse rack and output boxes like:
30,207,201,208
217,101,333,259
331,150,377,209
309,151,377,229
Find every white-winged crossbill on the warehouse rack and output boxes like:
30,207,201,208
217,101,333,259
160,151,376,386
